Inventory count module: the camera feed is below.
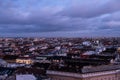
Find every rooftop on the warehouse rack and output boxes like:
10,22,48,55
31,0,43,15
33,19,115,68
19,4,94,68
16,74,36,80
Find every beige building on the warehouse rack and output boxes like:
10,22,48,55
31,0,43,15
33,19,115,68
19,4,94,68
16,57,33,64
47,65,120,80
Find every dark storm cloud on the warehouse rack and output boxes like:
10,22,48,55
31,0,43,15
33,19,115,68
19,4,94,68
0,0,120,37
62,0,120,18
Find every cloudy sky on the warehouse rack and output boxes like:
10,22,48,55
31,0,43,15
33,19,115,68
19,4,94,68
0,0,120,37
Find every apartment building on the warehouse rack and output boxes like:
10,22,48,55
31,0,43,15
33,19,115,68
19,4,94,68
47,65,120,80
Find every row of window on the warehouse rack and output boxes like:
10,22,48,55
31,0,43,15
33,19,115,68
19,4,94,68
50,76,120,80
16,60,32,64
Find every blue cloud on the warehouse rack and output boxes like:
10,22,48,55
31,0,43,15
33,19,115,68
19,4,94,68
0,0,120,37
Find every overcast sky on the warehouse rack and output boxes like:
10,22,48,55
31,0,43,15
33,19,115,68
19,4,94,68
0,0,120,37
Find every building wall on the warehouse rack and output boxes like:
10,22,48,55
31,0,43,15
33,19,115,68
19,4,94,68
116,71,120,80
48,75,82,80
16,59,33,64
48,74,117,80
82,74,117,80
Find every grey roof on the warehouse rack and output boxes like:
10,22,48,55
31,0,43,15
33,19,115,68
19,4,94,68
82,64,120,73
0,59,7,65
